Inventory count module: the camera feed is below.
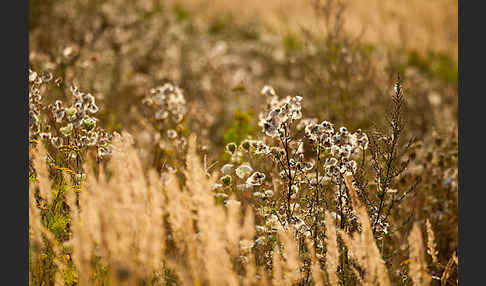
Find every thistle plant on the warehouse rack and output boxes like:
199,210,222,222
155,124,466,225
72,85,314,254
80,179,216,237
218,85,371,278
142,83,187,127
257,85,369,232
29,69,114,185
141,82,189,173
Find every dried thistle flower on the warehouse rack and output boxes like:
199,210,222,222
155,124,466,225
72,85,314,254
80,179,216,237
220,164,234,175
236,163,253,179
246,172,266,186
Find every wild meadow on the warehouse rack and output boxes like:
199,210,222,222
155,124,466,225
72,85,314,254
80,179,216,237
29,0,458,285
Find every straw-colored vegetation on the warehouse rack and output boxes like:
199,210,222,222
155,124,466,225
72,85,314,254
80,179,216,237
172,0,458,62
29,0,457,285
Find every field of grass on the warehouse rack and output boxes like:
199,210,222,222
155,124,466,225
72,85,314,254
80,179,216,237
29,0,457,285
171,0,457,62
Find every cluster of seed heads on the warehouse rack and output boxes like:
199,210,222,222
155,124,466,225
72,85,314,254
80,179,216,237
308,123,369,183
29,69,114,161
259,85,303,137
142,83,187,124
218,85,371,247
29,69,52,139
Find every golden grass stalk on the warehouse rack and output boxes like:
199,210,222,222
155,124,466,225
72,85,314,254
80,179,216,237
324,211,340,286
340,175,391,286
31,143,52,203
304,238,325,286
408,223,432,286
440,251,457,286
425,219,439,264
271,228,301,285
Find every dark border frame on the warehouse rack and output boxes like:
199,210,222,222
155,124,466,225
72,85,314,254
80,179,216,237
3,0,29,284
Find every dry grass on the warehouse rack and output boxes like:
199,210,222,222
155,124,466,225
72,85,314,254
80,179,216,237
172,0,457,62
29,135,457,285
341,176,391,286
408,223,432,286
